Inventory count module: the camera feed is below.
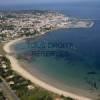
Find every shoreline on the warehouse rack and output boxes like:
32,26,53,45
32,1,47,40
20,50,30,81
3,37,93,100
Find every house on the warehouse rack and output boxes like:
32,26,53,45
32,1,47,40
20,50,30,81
27,85,35,90
6,75,14,79
1,64,7,69
9,81,15,85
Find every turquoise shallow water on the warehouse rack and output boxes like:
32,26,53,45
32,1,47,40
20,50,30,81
10,2,100,99
12,21,100,99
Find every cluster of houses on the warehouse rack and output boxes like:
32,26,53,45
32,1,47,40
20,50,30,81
0,11,69,42
0,55,36,99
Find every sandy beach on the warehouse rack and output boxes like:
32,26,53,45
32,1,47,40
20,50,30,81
3,37,92,100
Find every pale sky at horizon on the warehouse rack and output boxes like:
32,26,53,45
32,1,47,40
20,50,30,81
0,0,99,5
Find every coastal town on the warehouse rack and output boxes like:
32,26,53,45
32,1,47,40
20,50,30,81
0,11,69,42
0,10,94,100
0,10,93,42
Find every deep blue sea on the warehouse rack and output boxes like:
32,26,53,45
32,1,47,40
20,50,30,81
9,2,100,99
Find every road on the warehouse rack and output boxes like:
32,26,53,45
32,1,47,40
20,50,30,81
0,76,20,100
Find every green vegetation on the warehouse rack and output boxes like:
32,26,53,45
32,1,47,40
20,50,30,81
1,24,15,30
0,56,55,100
24,32,36,36
0,91,6,100
0,56,75,100
0,78,2,82
1,56,11,67
64,97,74,100
60,95,74,100
15,86,53,100
0,34,7,38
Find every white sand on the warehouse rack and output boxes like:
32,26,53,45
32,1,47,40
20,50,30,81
3,38,92,100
